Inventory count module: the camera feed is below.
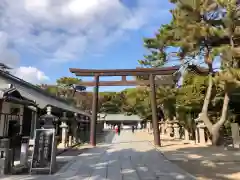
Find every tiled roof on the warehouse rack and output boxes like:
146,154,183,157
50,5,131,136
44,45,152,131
98,113,142,121
0,70,90,116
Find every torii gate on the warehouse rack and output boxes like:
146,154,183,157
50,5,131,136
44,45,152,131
69,66,180,147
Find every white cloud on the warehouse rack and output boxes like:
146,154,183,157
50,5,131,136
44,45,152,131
0,31,19,67
0,0,169,64
0,31,49,84
14,66,49,84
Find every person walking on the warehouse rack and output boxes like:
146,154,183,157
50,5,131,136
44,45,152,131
117,125,121,136
132,125,135,133
115,125,118,135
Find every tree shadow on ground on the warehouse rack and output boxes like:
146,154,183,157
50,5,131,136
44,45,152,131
56,130,115,155
157,142,240,180
0,131,115,179
0,141,196,180
2,134,240,180
54,130,115,165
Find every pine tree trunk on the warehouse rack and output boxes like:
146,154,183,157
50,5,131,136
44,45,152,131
211,92,230,146
211,127,221,146
210,32,232,146
199,74,213,131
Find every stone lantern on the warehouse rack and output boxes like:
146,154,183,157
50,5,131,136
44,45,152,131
172,117,180,139
39,106,59,129
166,120,173,138
59,112,68,148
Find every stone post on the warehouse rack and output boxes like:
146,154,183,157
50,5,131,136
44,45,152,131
173,122,180,139
195,128,199,144
69,136,72,146
147,121,151,133
0,138,11,175
20,136,29,167
231,123,240,148
49,136,58,174
159,120,164,135
194,117,200,144
60,112,68,148
197,121,206,144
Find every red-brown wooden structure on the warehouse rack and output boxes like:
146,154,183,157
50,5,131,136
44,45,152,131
69,66,180,147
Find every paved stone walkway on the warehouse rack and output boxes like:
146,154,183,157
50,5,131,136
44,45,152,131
0,131,196,180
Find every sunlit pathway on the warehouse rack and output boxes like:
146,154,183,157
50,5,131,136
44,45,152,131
1,131,195,180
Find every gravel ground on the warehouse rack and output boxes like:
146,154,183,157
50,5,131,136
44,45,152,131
135,131,240,180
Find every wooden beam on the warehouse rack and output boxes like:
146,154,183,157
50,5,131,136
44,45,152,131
45,75,176,87
70,66,179,73
69,66,180,76
122,76,127,81
77,80,149,86
73,71,177,76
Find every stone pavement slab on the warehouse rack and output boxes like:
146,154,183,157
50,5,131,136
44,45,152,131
0,131,195,180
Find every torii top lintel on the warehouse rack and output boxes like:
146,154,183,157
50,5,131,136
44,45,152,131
69,66,180,76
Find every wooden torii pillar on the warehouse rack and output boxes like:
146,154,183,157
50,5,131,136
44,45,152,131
69,66,180,147
90,75,99,146
149,74,159,145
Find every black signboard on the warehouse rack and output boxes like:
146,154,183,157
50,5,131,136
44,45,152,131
30,129,56,174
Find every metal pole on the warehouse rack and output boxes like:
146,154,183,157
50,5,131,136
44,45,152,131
149,74,161,146
90,75,99,146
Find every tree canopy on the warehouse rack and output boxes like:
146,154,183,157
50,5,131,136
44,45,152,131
37,0,240,146
136,0,240,145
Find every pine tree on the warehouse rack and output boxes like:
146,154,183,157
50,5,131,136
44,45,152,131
140,0,240,145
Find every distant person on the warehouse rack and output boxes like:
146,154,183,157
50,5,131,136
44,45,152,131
132,126,135,133
115,125,118,134
117,125,121,135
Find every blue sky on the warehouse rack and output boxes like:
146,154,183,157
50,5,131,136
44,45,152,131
0,0,174,92
1,0,219,92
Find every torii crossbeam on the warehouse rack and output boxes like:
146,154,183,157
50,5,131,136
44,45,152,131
70,66,180,147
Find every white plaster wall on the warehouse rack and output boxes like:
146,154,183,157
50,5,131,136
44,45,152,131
1,101,10,113
0,79,11,89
